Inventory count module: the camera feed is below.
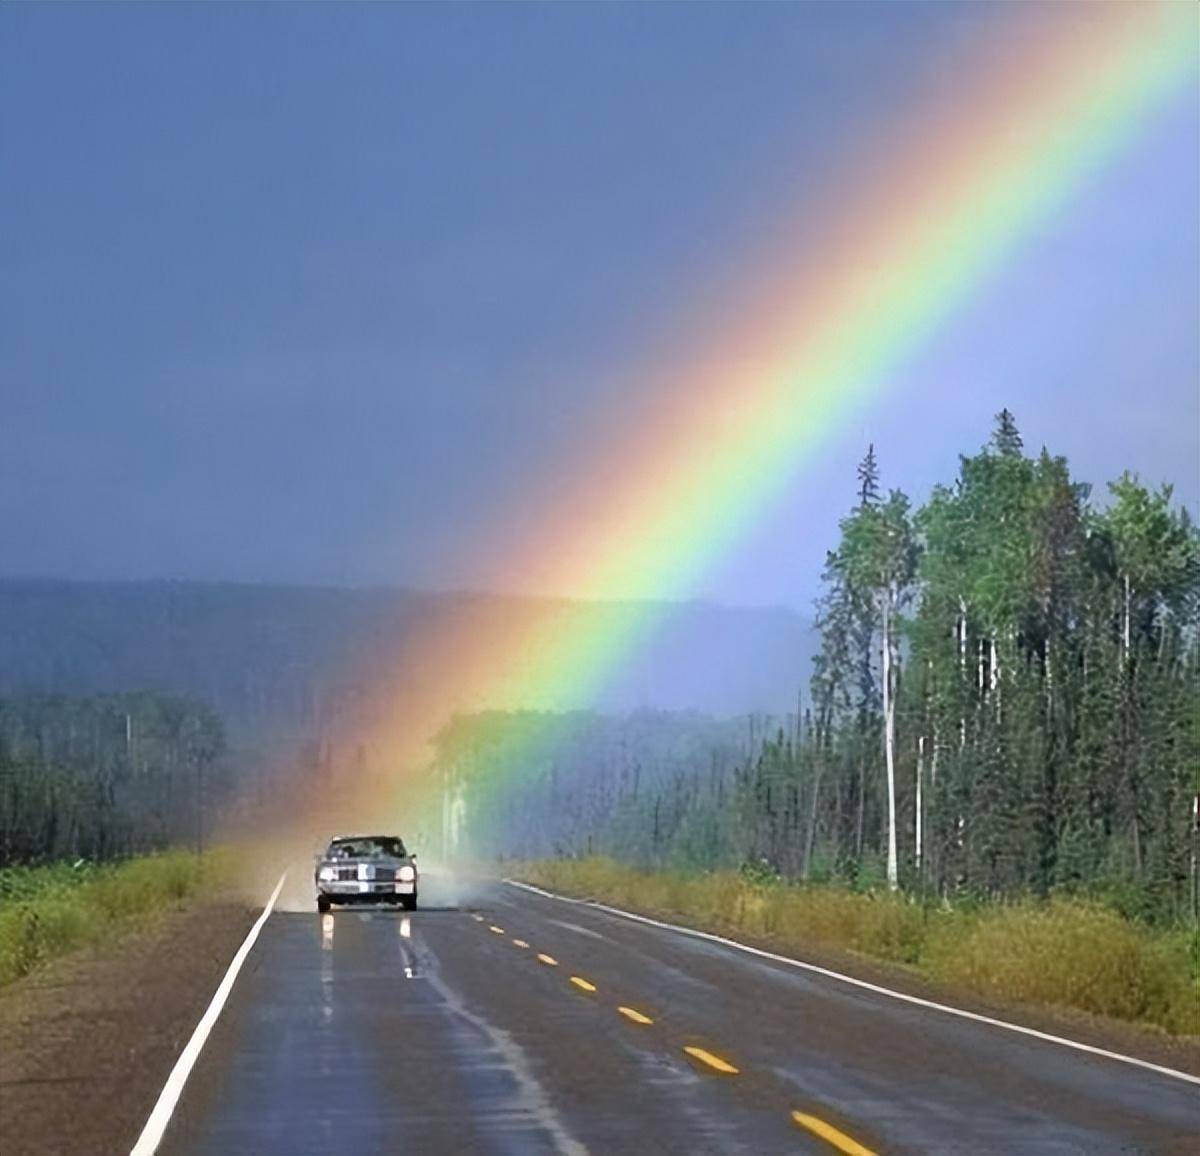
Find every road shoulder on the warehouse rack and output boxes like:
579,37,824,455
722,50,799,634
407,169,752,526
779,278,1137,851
0,899,256,1156
505,879,1200,1081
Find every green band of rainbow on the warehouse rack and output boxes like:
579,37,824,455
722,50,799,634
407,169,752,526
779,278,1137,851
333,3,1197,841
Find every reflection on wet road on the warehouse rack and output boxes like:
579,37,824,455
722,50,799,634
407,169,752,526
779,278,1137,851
156,878,1200,1156
165,906,584,1154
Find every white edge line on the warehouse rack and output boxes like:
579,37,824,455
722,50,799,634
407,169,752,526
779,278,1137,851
503,878,1200,1088
130,871,288,1155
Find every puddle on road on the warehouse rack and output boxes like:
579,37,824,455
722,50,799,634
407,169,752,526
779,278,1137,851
547,918,604,940
424,967,590,1156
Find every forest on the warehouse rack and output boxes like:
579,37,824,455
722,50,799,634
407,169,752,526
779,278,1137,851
0,692,230,865
441,413,1200,924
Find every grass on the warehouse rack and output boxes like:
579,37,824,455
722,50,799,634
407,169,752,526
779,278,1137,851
0,849,236,987
516,857,1200,1038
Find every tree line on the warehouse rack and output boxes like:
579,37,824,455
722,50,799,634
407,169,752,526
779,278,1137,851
441,413,1200,922
0,692,230,865
759,411,1199,919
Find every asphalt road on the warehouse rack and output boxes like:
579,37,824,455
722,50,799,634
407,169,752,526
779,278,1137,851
155,875,1200,1155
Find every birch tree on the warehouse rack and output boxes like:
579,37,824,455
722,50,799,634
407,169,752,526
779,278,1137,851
839,473,919,889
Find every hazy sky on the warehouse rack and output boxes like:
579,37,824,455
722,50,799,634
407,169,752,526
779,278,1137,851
3,3,1197,612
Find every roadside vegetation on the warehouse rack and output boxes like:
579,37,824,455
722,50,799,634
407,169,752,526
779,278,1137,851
0,850,234,987
518,856,1200,1037
453,412,1199,1035
438,413,1200,1036
442,412,1200,927
445,414,1199,1033
0,691,231,864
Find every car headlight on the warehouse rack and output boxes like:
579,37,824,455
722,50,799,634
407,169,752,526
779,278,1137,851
398,865,416,882
318,865,336,882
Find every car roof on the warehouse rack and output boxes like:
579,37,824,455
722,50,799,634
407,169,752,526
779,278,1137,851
330,834,403,843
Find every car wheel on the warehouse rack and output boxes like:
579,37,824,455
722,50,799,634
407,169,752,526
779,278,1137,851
317,894,332,914
402,893,417,911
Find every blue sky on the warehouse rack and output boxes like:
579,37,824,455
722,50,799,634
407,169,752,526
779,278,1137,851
2,3,1196,611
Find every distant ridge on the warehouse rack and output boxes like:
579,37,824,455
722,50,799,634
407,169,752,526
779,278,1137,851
0,578,816,747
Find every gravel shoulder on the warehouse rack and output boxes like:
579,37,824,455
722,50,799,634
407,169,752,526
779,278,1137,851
0,899,256,1156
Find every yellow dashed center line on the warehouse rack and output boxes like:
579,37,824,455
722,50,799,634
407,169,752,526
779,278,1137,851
791,1112,877,1156
617,1006,653,1025
478,906,874,1151
682,1046,739,1074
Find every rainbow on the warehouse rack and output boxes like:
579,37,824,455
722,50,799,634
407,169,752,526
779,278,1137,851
316,2,1197,841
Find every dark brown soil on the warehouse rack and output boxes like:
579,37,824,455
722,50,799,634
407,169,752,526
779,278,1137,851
0,900,256,1156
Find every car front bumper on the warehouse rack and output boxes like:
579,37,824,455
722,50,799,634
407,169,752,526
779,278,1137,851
317,881,416,899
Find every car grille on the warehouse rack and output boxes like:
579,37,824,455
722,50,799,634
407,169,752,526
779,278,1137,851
332,865,396,882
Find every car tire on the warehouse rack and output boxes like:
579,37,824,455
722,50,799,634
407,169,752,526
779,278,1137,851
317,894,332,914
401,893,417,912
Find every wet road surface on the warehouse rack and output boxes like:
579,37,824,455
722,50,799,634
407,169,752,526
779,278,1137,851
158,877,1200,1155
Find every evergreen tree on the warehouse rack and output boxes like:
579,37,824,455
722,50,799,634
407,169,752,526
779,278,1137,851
430,413,1200,925
993,407,1023,456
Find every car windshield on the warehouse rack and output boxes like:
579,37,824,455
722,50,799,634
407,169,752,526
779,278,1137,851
327,837,405,860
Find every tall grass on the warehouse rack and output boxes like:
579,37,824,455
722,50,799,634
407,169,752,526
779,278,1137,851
0,850,235,987
518,857,1200,1037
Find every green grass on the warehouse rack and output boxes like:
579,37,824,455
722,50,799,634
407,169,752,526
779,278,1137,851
0,849,236,987
516,857,1200,1038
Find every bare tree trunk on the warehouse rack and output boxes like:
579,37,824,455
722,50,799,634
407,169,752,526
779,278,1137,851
855,758,866,860
1122,573,1132,661
441,764,451,861
803,761,822,881
882,591,898,890
915,733,924,879
1190,793,1199,925
929,724,940,890
803,709,828,880
958,597,968,751
1130,782,1143,878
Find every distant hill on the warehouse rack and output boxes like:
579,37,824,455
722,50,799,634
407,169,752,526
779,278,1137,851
0,579,817,751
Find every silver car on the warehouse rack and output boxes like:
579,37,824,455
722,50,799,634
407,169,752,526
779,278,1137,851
314,834,419,912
